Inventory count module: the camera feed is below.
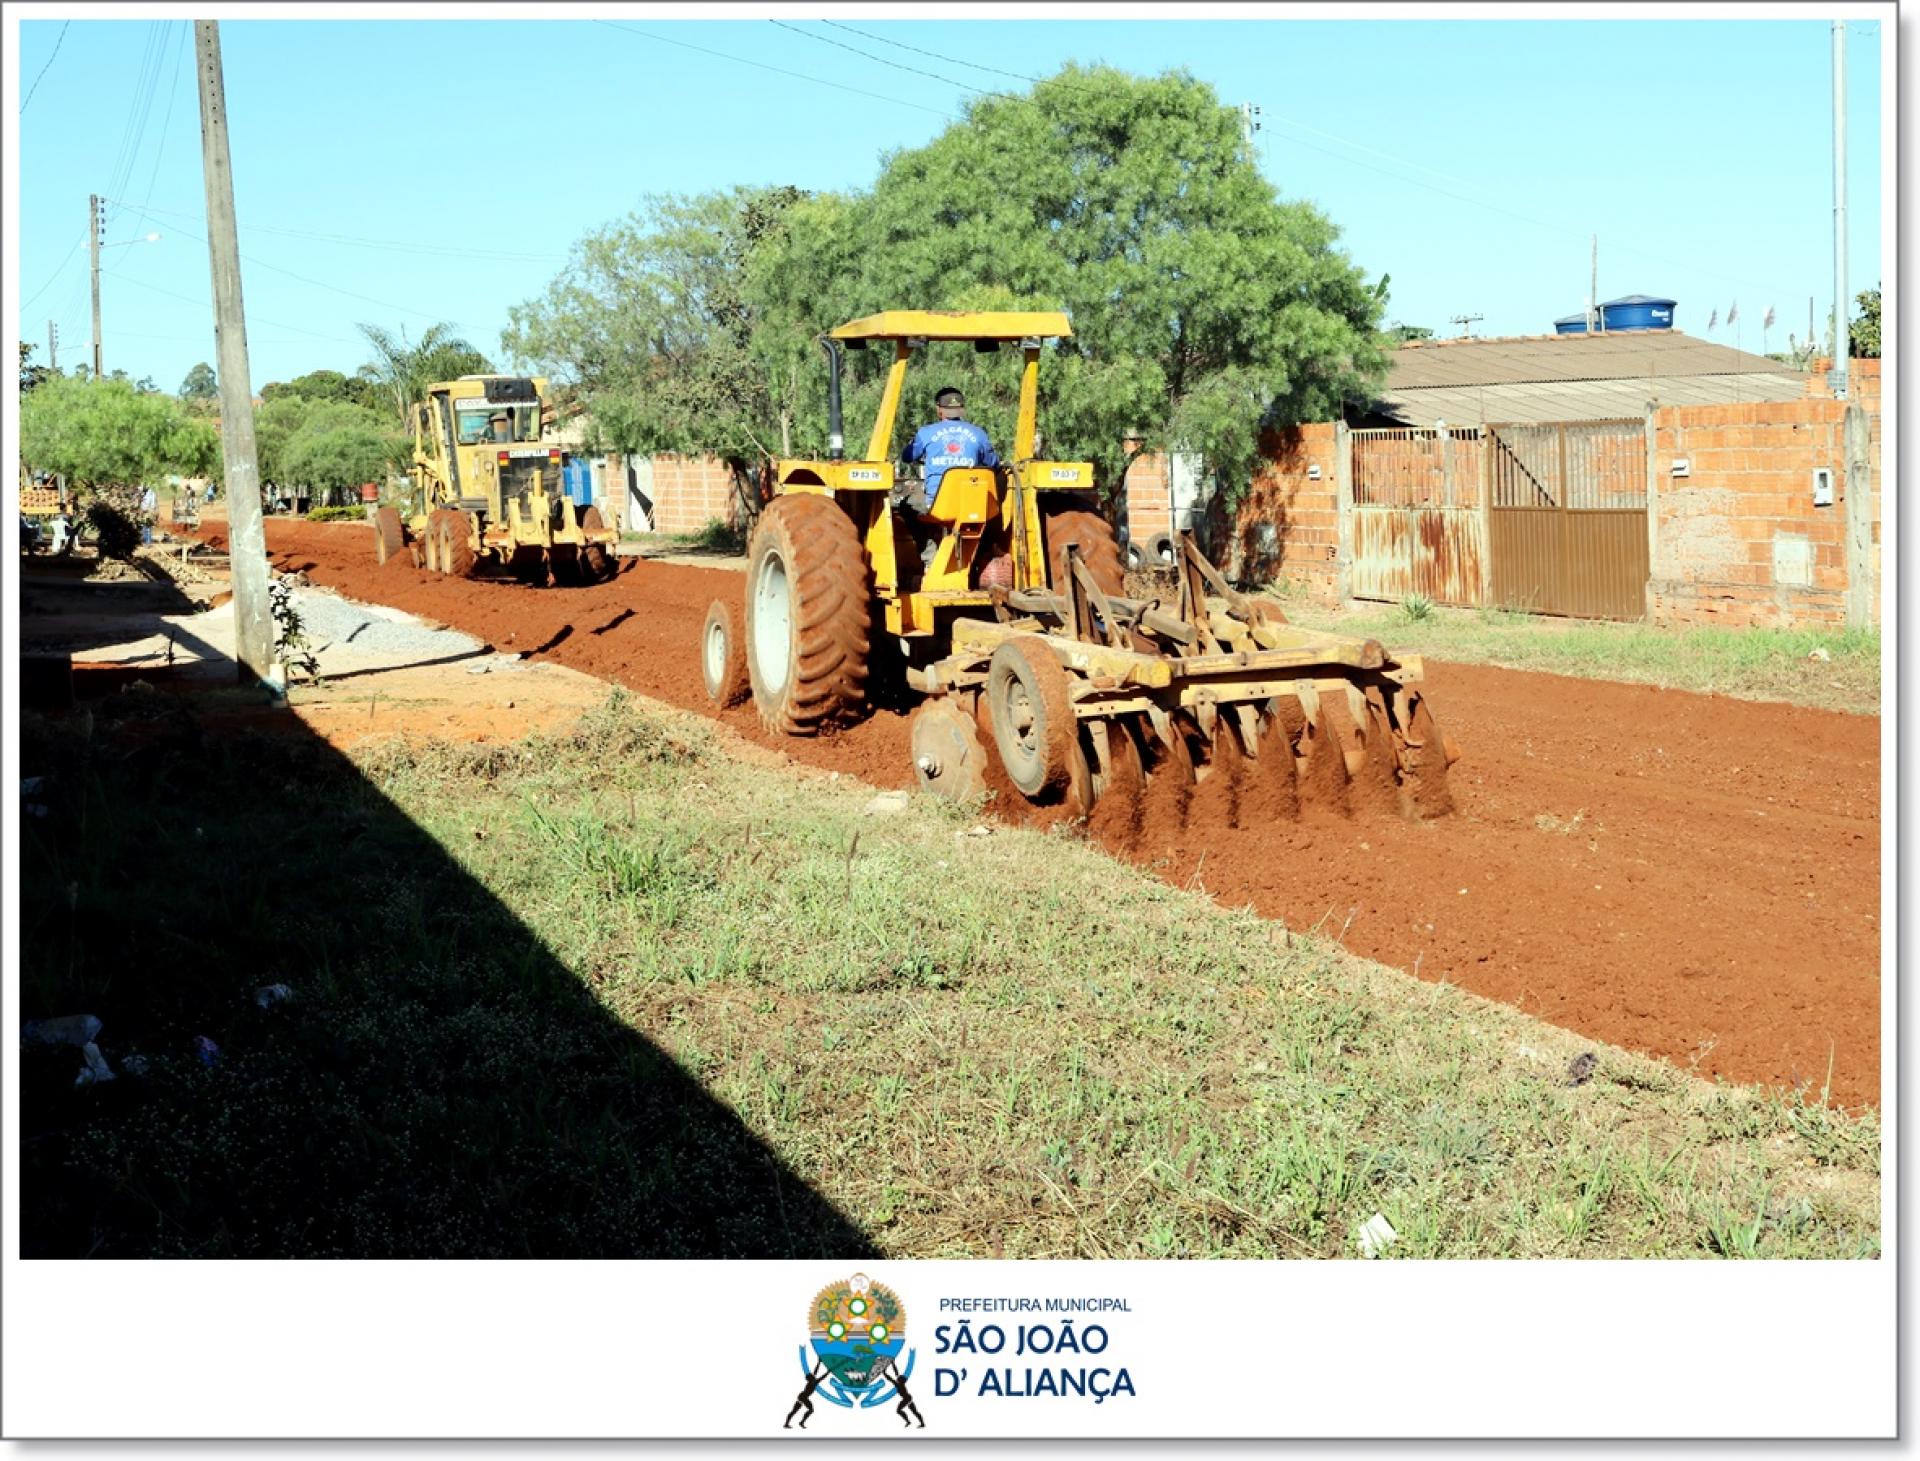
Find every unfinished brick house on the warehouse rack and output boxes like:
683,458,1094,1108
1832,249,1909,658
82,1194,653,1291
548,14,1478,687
1127,331,1881,630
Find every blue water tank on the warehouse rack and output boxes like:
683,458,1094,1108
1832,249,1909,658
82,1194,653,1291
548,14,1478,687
1599,295,1676,331
1554,312,1591,335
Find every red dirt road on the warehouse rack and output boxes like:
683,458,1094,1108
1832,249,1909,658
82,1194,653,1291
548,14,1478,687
237,520,1883,1107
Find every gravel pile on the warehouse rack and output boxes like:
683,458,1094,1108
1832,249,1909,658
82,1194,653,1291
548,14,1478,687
289,585,485,659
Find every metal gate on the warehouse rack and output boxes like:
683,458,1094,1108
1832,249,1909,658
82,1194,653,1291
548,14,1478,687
1486,421,1648,620
1348,427,1486,606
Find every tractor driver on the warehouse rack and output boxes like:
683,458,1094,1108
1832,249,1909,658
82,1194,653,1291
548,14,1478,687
903,386,998,515
487,411,514,444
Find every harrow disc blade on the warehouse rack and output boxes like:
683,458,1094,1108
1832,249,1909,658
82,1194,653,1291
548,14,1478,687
910,697,988,803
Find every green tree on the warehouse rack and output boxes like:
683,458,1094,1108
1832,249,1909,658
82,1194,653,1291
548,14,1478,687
19,341,54,395
503,185,811,504
1850,285,1880,359
751,66,1389,507
178,361,218,400
357,323,492,426
20,374,218,493
260,367,385,413
253,395,407,506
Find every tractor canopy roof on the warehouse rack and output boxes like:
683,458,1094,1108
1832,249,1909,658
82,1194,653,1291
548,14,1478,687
829,310,1072,344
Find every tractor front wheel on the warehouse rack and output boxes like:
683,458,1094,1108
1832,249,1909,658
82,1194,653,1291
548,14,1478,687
744,494,871,736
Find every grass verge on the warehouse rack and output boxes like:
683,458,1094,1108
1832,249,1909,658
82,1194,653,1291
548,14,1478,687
20,693,1879,1257
1279,601,1879,715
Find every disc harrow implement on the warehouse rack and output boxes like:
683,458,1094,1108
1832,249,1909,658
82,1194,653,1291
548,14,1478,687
907,530,1460,824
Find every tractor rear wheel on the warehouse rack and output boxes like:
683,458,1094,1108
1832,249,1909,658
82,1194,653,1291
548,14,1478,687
373,505,405,566
1043,507,1126,598
744,494,871,736
986,635,1076,799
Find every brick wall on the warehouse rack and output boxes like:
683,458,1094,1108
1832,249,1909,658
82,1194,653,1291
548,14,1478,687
1648,398,1869,627
1232,424,1342,601
644,454,742,535
1121,426,1341,601
1123,450,1173,540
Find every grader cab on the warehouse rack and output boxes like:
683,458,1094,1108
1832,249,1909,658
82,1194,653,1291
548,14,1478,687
371,374,617,586
701,310,1459,823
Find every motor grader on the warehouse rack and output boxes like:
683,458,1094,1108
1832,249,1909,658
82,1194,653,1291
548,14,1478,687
700,310,1458,821
371,374,617,586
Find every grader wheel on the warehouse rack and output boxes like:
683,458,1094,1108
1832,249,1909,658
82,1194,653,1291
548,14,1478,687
910,697,988,803
701,598,750,707
427,509,475,578
744,493,872,735
373,506,405,566
985,635,1076,799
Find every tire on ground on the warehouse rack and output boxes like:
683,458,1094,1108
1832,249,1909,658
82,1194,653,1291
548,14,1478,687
701,597,750,707
1043,507,1126,598
743,493,872,735
440,509,476,578
986,634,1076,799
579,506,614,583
373,505,405,566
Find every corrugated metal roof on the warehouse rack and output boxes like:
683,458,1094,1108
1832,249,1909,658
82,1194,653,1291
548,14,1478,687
1375,371,1809,428
1388,330,1804,390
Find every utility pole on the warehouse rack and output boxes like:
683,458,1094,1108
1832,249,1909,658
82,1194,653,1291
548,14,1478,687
1831,19,1849,399
47,320,58,372
1450,313,1483,339
1239,102,1261,155
88,193,102,378
195,19,273,686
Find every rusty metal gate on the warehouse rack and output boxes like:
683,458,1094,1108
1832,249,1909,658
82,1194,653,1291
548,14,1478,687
1348,427,1486,606
1486,421,1648,620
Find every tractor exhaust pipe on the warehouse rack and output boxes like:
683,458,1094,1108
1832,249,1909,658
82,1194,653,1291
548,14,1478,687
820,336,845,460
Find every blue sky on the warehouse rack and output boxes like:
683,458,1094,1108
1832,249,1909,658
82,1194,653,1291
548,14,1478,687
13,13,1886,395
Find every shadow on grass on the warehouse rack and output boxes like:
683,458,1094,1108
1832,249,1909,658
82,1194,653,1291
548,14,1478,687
19,697,878,1259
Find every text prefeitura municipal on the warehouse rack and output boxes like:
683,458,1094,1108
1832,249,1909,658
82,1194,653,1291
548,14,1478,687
937,1298,1132,1312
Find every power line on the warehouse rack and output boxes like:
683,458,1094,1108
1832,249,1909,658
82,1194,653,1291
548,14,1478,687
818,20,1049,87
124,23,191,239
20,231,85,310
592,19,957,120
771,20,1000,100
103,24,168,215
105,198,563,262
99,268,360,345
20,20,70,112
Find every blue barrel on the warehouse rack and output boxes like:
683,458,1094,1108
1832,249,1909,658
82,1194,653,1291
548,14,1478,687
1599,295,1676,331
1555,312,1591,334
563,460,593,506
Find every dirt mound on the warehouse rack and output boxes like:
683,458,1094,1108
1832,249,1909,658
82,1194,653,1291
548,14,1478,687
222,517,1884,1107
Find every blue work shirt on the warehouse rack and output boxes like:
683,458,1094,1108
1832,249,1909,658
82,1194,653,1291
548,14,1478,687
905,419,999,508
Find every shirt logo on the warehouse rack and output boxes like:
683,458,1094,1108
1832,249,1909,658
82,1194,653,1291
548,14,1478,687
945,441,962,453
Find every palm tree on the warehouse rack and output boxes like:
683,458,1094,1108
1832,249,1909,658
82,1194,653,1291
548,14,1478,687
357,322,494,425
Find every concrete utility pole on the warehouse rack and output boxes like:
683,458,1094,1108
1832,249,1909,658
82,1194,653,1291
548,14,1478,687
1589,235,1599,332
47,320,58,371
194,19,273,686
88,193,102,377
1831,20,1849,399
1239,102,1261,155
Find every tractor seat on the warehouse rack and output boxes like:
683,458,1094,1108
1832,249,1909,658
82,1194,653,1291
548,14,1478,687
920,467,999,528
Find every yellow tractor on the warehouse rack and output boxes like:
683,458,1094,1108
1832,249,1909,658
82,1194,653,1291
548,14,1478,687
372,374,618,586
701,310,1458,821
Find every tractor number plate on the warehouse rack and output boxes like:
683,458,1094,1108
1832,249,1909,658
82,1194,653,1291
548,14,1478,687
1049,468,1083,482
847,468,883,482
